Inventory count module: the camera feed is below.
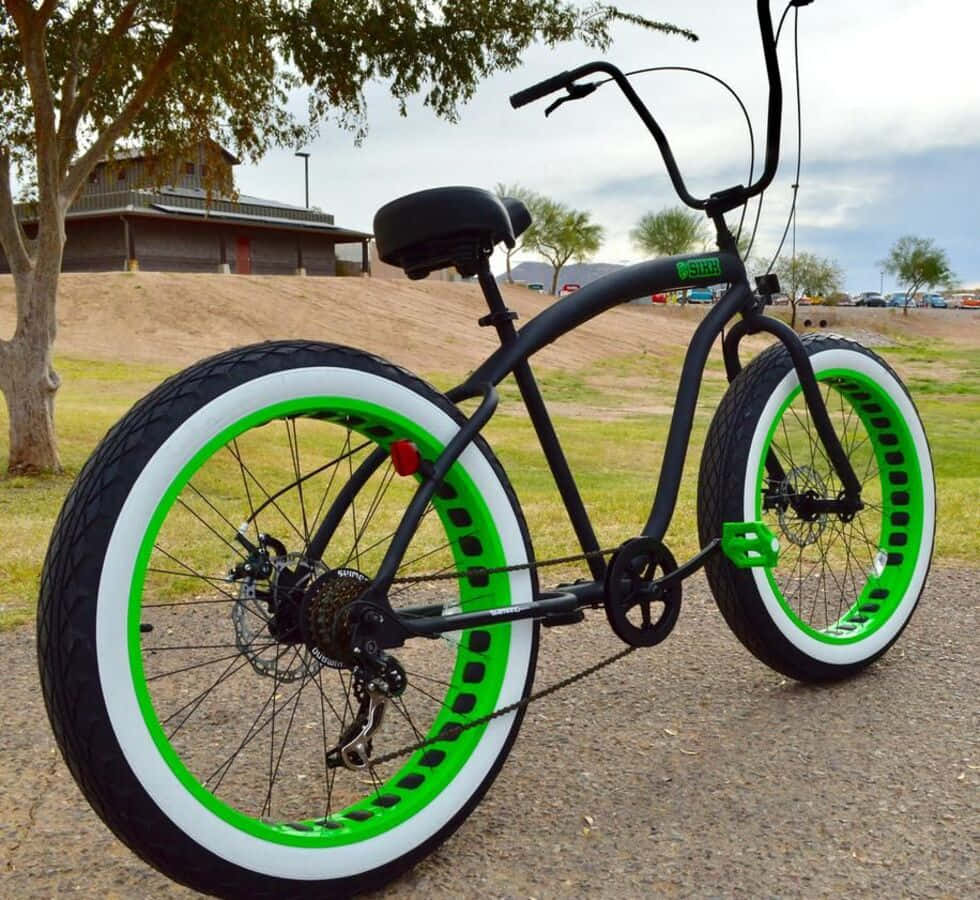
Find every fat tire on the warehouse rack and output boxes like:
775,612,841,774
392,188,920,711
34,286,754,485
698,333,935,681
38,340,538,897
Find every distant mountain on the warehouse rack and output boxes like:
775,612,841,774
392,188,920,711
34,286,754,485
499,261,624,294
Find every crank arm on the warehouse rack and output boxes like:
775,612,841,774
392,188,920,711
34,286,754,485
646,538,721,592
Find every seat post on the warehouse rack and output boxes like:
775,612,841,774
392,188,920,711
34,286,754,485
475,259,520,345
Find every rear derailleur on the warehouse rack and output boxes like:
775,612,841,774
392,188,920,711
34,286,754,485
326,639,407,771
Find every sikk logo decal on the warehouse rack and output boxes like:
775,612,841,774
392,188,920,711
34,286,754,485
676,257,723,281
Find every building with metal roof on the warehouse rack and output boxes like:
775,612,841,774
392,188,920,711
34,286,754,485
0,143,372,276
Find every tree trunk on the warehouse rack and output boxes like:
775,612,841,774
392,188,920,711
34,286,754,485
0,270,63,475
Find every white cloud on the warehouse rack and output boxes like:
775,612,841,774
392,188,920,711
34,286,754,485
228,2,980,285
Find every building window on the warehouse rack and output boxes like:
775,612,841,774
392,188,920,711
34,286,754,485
185,161,195,175
88,171,98,183
117,168,127,181
201,164,210,178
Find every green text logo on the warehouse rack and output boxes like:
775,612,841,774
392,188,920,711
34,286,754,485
676,257,722,281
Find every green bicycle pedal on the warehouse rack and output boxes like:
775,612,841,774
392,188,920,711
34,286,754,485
721,521,781,569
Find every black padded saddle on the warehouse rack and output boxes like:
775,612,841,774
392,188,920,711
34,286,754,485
373,186,532,280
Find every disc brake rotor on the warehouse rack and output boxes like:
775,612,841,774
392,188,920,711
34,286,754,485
232,552,327,682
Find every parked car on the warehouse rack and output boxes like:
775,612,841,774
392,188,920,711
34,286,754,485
920,293,947,308
885,292,915,308
686,288,714,304
962,295,980,309
526,282,545,293
558,283,580,298
854,291,885,307
651,292,668,304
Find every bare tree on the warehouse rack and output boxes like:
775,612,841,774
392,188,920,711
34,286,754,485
773,251,844,328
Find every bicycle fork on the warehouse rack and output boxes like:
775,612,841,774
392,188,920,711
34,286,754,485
722,303,864,518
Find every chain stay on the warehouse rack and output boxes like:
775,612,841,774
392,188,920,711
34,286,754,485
390,546,615,584
333,543,629,768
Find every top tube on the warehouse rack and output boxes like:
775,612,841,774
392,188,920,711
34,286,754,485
458,250,746,393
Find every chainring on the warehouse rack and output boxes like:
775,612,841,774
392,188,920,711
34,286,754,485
604,537,681,647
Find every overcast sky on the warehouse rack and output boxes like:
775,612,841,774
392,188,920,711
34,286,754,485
235,0,980,292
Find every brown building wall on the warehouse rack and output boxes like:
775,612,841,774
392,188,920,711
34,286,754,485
125,217,338,275
0,215,346,276
130,217,223,272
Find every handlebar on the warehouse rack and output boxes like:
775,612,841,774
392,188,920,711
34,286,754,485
509,1,795,216
510,71,576,109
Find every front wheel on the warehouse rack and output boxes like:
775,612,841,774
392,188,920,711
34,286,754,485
698,334,935,681
39,341,538,897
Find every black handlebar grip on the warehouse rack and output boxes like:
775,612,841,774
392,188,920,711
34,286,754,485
509,71,573,109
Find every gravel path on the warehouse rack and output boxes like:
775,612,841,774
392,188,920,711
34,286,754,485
2,569,977,898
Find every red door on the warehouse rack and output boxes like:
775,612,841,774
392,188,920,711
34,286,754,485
235,237,251,275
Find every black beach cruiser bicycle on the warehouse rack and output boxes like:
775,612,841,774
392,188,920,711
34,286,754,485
38,2,935,896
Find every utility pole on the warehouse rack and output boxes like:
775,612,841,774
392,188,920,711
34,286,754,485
295,151,310,208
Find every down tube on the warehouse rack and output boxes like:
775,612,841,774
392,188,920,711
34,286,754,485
643,281,752,540
458,253,750,541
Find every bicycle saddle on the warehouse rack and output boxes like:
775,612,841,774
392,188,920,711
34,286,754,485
373,186,530,280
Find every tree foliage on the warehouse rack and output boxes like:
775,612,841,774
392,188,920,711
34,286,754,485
630,206,708,257
527,199,603,294
493,182,547,283
880,235,954,312
0,1,694,474
772,251,843,328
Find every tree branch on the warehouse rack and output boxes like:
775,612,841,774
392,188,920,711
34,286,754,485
8,0,60,217
58,0,142,156
0,146,32,276
62,15,189,206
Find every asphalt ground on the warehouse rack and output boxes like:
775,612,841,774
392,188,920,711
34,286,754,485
2,568,977,898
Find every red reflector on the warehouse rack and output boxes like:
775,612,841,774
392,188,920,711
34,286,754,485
390,440,421,476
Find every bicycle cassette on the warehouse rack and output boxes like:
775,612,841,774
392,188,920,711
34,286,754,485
603,537,681,647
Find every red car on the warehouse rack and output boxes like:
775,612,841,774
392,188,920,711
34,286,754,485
558,283,581,297
651,293,668,304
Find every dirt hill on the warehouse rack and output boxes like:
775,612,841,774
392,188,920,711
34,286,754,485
1,273,976,374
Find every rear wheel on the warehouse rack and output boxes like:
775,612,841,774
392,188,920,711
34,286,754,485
698,334,935,681
39,341,537,897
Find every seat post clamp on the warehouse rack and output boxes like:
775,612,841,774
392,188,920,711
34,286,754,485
478,309,519,328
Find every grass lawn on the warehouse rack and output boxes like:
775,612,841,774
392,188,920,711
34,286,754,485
1,337,977,630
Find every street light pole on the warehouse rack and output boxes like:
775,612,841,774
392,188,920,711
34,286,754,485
295,151,310,208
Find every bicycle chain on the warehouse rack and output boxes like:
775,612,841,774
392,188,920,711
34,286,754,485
371,644,636,767
391,546,616,583
363,545,638,767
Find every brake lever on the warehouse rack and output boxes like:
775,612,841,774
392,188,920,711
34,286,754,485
544,81,600,117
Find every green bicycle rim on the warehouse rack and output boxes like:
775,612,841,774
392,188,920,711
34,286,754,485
128,395,514,847
755,367,925,645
